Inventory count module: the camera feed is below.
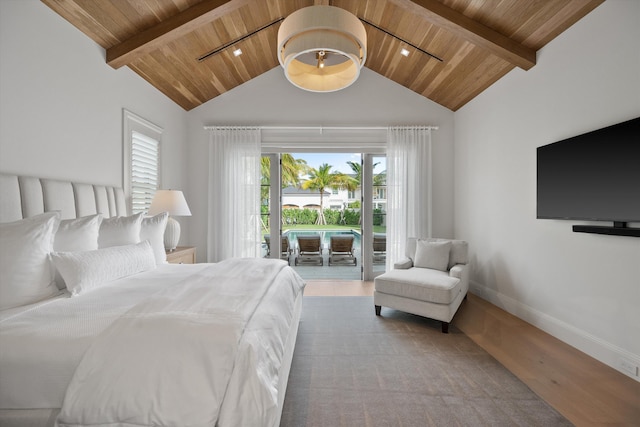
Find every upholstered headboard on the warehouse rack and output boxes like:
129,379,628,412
0,173,127,223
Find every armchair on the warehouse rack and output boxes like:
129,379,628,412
374,237,469,333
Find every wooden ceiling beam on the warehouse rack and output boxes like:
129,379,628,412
106,0,251,69
395,0,536,70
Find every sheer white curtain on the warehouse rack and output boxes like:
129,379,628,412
386,126,432,268
208,127,261,262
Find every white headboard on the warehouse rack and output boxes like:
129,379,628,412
0,173,127,223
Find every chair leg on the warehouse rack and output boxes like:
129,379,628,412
441,322,449,334
375,305,381,316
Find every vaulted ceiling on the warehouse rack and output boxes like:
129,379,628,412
42,0,603,111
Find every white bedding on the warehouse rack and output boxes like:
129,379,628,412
0,259,305,426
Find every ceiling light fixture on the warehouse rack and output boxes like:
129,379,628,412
400,48,410,57
233,48,242,57
316,50,325,69
277,5,367,92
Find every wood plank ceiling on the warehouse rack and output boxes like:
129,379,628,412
41,0,604,111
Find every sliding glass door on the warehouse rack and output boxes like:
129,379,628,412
362,154,387,280
261,154,283,261
261,151,386,281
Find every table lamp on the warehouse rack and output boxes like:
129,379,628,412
148,190,192,251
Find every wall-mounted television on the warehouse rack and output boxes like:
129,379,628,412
536,117,640,237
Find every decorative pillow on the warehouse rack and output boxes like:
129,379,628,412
54,214,103,252
51,240,156,296
98,212,143,248
413,239,451,272
53,214,104,289
0,212,61,310
140,212,168,265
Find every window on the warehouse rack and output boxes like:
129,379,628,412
130,131,159,213
123,110,163,214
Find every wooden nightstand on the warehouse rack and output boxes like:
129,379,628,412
166,246,196,264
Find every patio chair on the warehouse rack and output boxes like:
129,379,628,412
264,235,271,257
294,234,323,266
264,235,293,264
373,233,386,264
328,234,357,266
279,235,293,264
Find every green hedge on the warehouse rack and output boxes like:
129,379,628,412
282,208,317,225
279,208,362,225
264,207,383,227
373,208,384,226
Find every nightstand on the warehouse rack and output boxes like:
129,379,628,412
166,246,196,264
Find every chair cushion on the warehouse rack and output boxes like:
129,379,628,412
406,237,468,269
414,240,450,271
374,267,461,305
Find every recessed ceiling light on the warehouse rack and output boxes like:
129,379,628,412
400,48,410,57
233,48,242,57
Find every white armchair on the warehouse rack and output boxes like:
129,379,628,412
374,237,469,333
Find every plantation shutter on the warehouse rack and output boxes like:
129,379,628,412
131,131,159,213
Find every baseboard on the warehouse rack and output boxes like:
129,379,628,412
469,281,640,382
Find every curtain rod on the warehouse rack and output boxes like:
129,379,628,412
204,125,438,131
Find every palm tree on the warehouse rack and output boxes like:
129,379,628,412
346,160,385,186
345,160,383,225
302,163,350,225
261,154,309,188
344,161,361,193
260,154,309,229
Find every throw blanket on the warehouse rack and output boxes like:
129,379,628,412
56,258,293,427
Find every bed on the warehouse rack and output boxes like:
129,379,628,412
0,173,306,427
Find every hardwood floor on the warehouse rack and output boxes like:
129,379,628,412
304,280,640,427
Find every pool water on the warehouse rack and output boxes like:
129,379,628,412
284,230,361,249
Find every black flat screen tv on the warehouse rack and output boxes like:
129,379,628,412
536,117,640,237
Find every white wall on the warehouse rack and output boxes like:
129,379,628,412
454,0,640,379
0,1,189,196
186,67,455,261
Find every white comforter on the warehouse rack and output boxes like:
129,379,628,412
0,258,305,427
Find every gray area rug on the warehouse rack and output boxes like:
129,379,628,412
280,296,572,427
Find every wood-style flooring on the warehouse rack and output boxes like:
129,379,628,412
303,280,640,427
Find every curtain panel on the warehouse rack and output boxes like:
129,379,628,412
208,127,261,262
386,126,432,269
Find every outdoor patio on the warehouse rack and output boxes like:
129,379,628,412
262,229,386,280
283,248,385,280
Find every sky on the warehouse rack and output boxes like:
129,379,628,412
290,153,386,174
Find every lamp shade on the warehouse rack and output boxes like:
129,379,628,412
277,5,367,92
148,190,191,251
148,190,192,217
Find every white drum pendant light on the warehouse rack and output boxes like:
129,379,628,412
277,5,367,92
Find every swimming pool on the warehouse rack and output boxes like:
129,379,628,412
284,230,361,248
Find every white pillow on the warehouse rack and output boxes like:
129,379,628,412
413,240,451,272
53,214,104,290
0,212,61,310
98,212,143,248
55,214,103,252
140,212,168,265
51,240,157,296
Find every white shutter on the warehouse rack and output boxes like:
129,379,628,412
131,131,159,213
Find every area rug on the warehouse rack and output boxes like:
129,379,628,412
280,296,572,426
